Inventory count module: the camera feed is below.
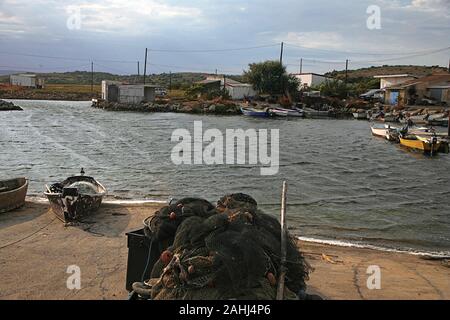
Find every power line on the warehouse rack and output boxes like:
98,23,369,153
0,51,137,64
284,42,450,57
145,44,279,53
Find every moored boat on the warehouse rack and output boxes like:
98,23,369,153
303,108,329,119
44,169,107,222
240,107,269,117
353,112,367,120
399,135,443,155
0,177,28,213
269,107,304,118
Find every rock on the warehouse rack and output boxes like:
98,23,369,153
0,99,23,111
208,104,216,112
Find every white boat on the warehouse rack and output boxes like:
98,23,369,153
353,112,367,120
371,126,388,138
269,107,304,118
304,108,329,118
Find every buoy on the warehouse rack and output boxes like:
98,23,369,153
161,250,173,265
188,265,195,274
169,212,177,220
267,272,276,286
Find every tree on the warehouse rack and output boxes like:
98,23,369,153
243,60,299,96
318,80,348,98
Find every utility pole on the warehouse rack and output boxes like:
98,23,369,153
169,71,172,92
137,61,140,76
91,61,94,93
279,42,284,65
448,58,450,73
299,58,303,74
215,69,218,75
143,48,148,85
345,59,349,84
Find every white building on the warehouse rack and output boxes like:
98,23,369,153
10,74,45,88
101,80,157,103
205,75,256,100
373,74,417,89
292,73,334,89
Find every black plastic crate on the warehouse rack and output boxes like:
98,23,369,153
125,228,160,292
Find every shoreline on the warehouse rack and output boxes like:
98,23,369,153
0,201,448,300
23,196,450,258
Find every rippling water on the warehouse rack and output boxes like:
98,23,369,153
1,100,450,255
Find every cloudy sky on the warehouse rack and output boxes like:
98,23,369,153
0,0,449,74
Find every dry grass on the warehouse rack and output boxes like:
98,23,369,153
42,84,101,94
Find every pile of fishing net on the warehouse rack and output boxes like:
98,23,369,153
136,193,310,300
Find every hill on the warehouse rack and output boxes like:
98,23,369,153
325,65,448,81
0,71,243,90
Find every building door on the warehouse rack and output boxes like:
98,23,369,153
429,89,443,102
390,91,399,105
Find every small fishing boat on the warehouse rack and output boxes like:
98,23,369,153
371,125,401,142
240,107,269,117
382,113,399,123
353,112,367,120
371,126,389,138
0,177,28,213
44,169,107,222
303,108,329,119
399,135,443,155
269,107,304,118
427,117,448,127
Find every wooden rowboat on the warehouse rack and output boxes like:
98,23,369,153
353,112,367,120
0,177,28,213
44,169,106,222
240,107,269,117
269,107,304,118
399,135,442,155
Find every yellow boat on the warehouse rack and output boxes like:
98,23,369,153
399,135,443,154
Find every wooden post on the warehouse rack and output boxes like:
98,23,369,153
276,181,288,300
345,59,349,84
143,48,148,85
279,42,284,65
448,113,450,137
91,61,94,93
299,58,303,74
169,71,172,92
137,61,140,77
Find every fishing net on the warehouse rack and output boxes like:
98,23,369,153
141,194,310,300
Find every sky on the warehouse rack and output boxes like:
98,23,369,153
0,0,449,75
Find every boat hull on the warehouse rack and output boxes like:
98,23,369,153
353,112,367,120
44,175,106,223
400,137,442,154
0,178,28,213
240,107,268,117
371,127,387,138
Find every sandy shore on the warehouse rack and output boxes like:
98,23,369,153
0,200,448,300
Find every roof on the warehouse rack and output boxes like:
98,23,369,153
385,74,450,90
12,74,37,77
291,73,332,78
196,79,221,85
373,74,416,79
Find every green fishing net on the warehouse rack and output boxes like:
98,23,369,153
142,194,310,300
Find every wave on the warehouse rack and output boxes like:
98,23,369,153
297,236,450,258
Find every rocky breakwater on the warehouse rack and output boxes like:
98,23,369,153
0,100,23,111
92,99,241,115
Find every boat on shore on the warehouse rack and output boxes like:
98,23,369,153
240,107,269,117
0,177,28,213
44,169,107,222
